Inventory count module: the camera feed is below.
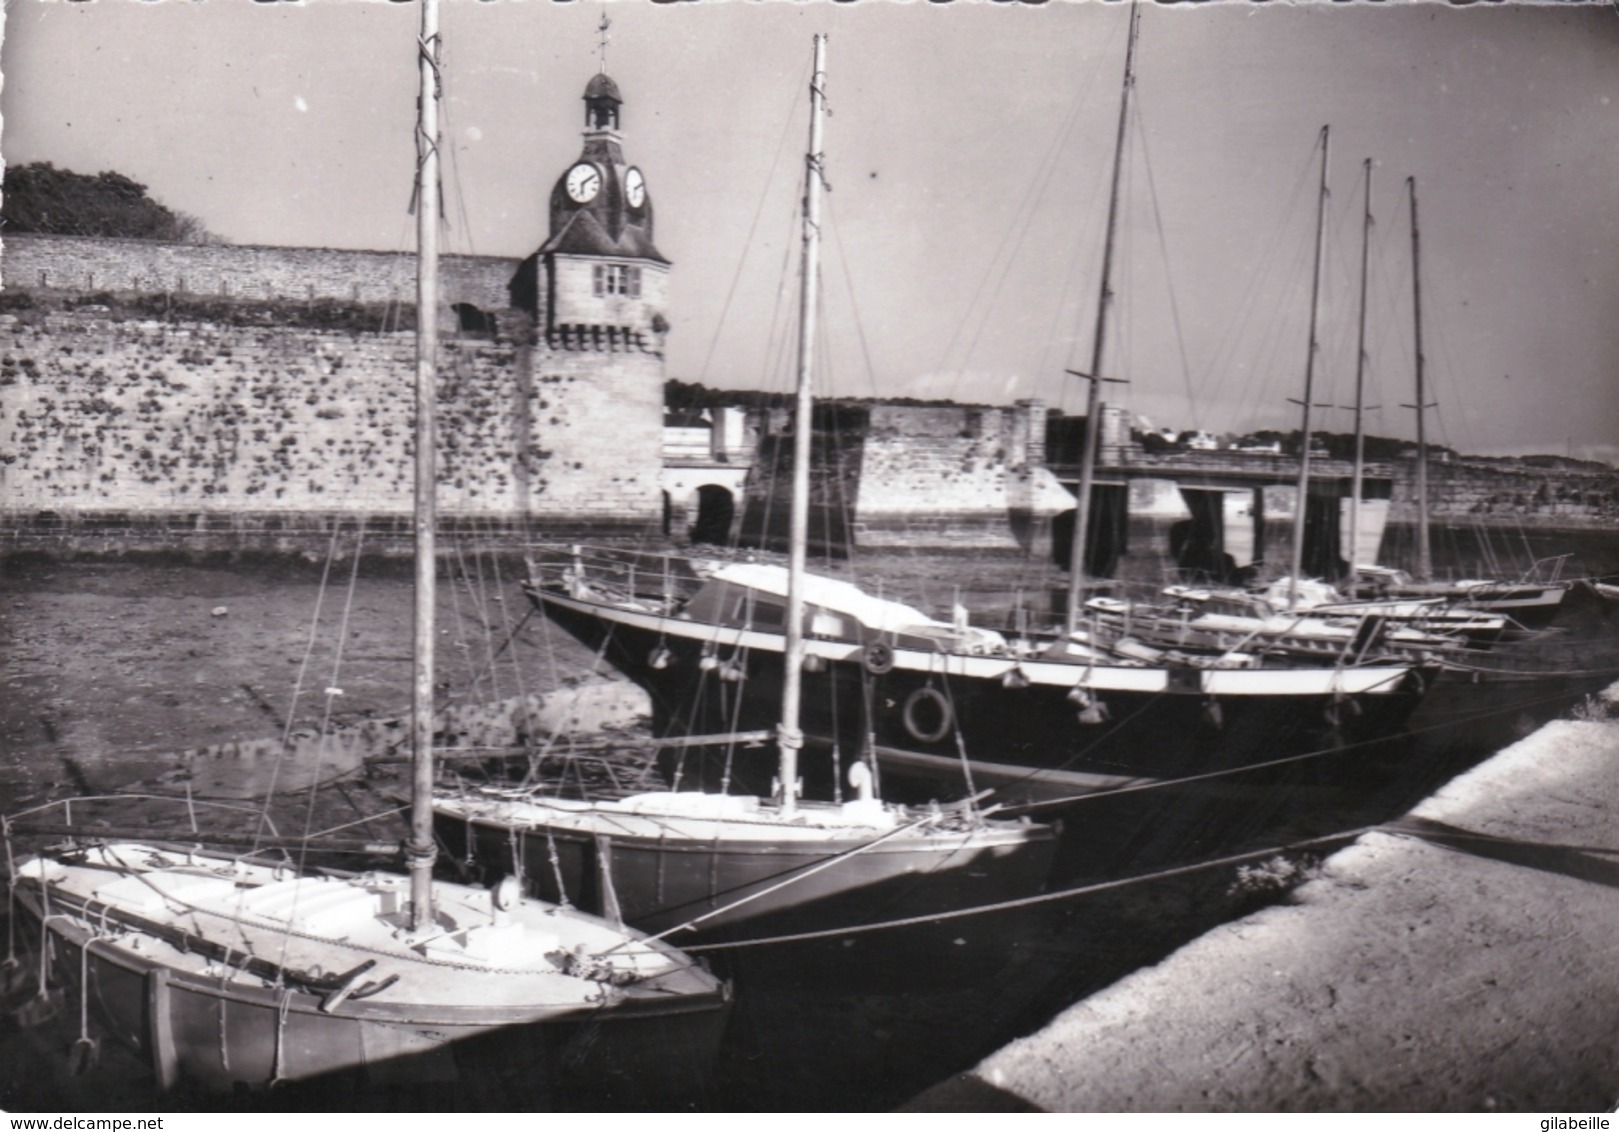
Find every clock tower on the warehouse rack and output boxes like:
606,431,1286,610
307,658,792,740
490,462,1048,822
510,71,669,354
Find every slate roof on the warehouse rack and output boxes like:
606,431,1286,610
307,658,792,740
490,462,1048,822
539,201,667,264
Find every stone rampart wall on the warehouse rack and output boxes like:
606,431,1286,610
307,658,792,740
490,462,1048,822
0,307,662,536
3,233,515,313
852,403,1075,550
1400,458,1619,523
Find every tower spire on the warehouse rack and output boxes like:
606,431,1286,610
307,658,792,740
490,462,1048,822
596,13,611,75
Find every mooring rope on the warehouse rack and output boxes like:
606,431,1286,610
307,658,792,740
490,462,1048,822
679,825,1377,954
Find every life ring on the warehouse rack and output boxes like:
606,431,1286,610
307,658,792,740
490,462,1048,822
901,686,954,744
862,640,895,676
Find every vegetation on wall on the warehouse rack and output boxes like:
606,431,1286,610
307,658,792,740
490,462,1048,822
0,287,415,335
2,163,218,244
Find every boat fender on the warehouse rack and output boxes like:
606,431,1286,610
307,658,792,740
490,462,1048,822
901,686,954,744
847,759,875,802
1323,698,1357,730
862,641,895,675
493,874,523,913
68,1035,99,1076
1077,701,1110,726
0,956,28,997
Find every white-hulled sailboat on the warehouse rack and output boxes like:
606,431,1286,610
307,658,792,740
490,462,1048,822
433,36,1057,954
2,0,728,1102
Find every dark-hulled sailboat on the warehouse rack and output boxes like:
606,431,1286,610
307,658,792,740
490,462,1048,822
516,11,1439,810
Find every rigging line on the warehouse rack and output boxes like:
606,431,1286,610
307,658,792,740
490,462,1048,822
451,537,495,705
748,192,813,553
1037,152,1114,409
1115,129,1139,409
435,71,478,259
429,594,535,715
528,567,566,697
823,192,881,403
1246,198,1323,436
271,520,368,973
487,553,539,749
1316,182,1381,426
292,520,369,874
933,21,1116,385
719,641,752,799
1004,678,1419,814
696,50,810,385
610,815,943,953
252,521,346,854
468,541,506,706
1194,136,1323,413
806,253,869,577
305,804,410,843
809,290,852,569
447,539,492,708
967,104,1110,405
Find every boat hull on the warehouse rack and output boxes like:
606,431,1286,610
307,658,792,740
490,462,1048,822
436,805,1054,939
531,586,1431,807
9,871,729,1105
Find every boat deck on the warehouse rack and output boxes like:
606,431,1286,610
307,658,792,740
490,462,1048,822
435,790,1036,844
18,846,703,1011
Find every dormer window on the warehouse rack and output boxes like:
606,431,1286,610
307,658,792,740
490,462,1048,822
593,263,642,298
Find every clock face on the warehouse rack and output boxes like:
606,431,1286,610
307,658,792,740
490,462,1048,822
625,167,646,209
565,162,601,204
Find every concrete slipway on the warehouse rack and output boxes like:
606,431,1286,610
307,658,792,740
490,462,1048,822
907,702,1619,1113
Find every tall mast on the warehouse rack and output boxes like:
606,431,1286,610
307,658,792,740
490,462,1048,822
1064,1,1140,634
778,33,828,818
1407,175,1433,583
1287,125,1331,610
1347,157,1373,579
408,0,441,930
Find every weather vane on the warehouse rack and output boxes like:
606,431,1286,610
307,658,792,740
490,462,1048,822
596,13,611,75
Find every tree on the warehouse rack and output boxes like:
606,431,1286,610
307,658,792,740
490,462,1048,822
2,162,218,243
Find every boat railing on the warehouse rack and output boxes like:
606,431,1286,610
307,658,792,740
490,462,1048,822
2,794,398,861
1518,553,1574,586
524,544,707,607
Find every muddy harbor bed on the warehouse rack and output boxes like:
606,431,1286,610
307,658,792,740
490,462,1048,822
2,557,1614,1110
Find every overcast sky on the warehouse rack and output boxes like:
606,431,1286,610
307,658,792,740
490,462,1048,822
4,1,1617,462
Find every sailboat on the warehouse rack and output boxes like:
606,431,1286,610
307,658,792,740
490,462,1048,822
1342,175,1578,629
516,10,1439,810
433,36,1058,954
1362,176,1619,752
1158,149,1508,647
1,0,729,1102
1150,164,1619,759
